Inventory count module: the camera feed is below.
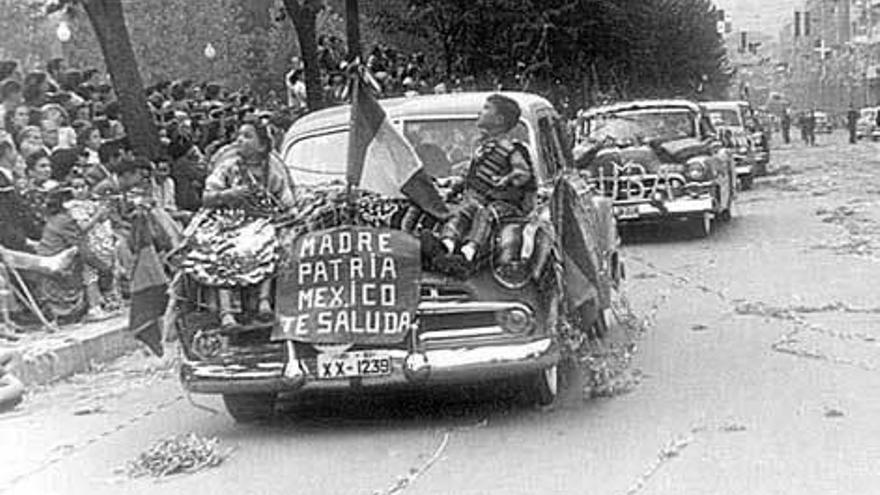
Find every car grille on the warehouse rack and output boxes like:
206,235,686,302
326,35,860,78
592,174,687,202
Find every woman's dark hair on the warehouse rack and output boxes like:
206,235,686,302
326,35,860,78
45,186,73,217
103,101,120,120
75,122,97,150
25,148,49,171
241,121,272,159
22,72,48,106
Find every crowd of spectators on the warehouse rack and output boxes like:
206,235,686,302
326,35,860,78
0,56,282,332
0,43,544,334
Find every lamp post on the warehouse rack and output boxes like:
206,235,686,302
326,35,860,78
56,19,71,43
204,42,217,79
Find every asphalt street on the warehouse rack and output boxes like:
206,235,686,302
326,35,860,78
2,130,879,495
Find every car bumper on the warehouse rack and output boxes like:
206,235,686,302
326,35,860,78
180,337,561,395
753,151,769,164
613,196,714,223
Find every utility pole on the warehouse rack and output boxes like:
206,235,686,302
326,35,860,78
345,0,361,62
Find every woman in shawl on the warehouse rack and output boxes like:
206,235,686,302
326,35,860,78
36,185,113,323
185,121,295,329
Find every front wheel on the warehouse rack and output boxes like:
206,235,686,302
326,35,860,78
740,176,754,191
690,213,712,238
223,393,277,423
527,364,559,406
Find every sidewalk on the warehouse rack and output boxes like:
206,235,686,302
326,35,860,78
1,314,139,387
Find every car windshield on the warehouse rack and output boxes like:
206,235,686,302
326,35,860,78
708,109,742,127
402,119,530,178
285,118,530,184
584,109,696,143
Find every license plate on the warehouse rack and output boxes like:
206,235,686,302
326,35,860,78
316,351,393,379
615,205,640,219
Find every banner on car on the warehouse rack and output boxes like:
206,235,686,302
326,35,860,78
273,226,420,345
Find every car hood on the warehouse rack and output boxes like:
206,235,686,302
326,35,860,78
582,138,710,174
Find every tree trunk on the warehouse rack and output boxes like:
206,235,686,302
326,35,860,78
83,0,160,160
345,0,361,62
283,0,325,111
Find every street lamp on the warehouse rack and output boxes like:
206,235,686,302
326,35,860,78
56,19,71,43
203,42,217,60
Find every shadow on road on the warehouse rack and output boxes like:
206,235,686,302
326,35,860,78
252,361,590,432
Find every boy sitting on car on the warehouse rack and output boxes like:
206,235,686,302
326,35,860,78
439,94,536,265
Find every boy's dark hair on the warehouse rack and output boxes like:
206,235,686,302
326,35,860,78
112,156,139,176
46,58,64,76
486,94,521,132
1,79,21,100
0,140,14,160
25,149,49,170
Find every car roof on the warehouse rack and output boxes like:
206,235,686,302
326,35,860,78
578,99,702,118
285,91,556,139
702,100,749,110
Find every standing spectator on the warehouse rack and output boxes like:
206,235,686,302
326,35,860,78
805,109,816,146
22,72,50,108
781,109,791,145
17,126,48,159
286,69,307,112
101,101,126,139
0,80,22,134
5,105,32,138
847,103,858,144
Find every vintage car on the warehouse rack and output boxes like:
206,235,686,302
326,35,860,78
745,105,771,175
703,100,760,188
174,92,623,422
575,99,735,237
814,111,833,134
856,107,880,140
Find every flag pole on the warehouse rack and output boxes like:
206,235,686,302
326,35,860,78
346,67,360,225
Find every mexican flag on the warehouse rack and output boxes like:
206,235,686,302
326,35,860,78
346,73,450,220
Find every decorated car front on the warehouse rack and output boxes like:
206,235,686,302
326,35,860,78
575,102,725,224
172,89,618,418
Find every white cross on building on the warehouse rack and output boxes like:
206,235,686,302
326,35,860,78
814,39,832,59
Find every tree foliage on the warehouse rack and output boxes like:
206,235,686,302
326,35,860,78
369,0,732,106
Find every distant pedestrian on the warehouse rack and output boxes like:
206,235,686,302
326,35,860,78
847,104,858,144
805,110,816,146
781,109,791,144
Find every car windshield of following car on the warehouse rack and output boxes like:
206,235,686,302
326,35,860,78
286,118,529,184
584,109,696,145
708,109,742,128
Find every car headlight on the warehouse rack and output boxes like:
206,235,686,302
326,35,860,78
496,307,534,334
686,161,707,181
737,146,748,154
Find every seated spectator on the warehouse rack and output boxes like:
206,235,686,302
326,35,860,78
77,122,102,167
65,173,119,318
36,186,112,323
16,125,48,159
0,142,42,252
0,80,22,133
5,105,32,139
24,149,55,191
22,72,49,108
40,104,77,150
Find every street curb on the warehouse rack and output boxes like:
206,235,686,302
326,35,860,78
7,316,140,387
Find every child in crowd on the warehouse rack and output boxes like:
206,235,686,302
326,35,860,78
65,173,120,316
